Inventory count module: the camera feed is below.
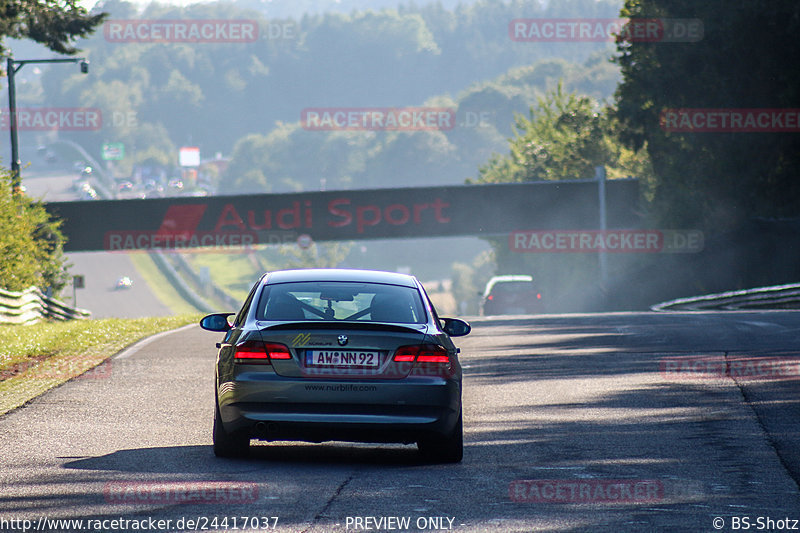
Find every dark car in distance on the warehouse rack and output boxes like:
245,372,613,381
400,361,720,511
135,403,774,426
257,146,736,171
200,268,471,462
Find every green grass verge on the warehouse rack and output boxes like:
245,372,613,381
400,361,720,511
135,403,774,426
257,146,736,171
0,315,201,416
184,251,260,302
129,252,206,315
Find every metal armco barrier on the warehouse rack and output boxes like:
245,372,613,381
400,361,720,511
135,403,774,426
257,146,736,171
0,287,91,325
652,282,800,311
45,180,640,252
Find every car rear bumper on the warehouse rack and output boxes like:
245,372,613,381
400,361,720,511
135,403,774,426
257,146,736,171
218,375,461,443
482,302,544,315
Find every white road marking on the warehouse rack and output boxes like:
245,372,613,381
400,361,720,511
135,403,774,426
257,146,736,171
114,323,199,360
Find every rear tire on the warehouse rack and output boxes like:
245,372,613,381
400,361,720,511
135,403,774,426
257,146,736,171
213,404,250,458
418,413,463,463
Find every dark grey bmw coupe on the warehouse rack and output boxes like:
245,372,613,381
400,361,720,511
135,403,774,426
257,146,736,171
200,268,471,462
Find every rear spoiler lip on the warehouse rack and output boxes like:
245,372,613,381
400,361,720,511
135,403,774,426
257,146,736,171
255,320,429,335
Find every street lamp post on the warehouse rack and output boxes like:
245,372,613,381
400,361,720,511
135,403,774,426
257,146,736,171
6,56,89,193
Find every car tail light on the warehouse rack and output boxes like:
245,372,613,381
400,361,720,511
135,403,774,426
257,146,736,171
417,345,450,363
487,295,494,300
392,344,450,364
266,342,292,359
392,346,418,362
234,341,291,363
234,341,268,361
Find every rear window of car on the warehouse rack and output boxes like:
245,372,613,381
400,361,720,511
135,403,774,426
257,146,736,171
256,281,427,323
490,281,535,295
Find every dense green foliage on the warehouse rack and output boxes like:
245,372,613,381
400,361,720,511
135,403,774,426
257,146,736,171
469,0,800,307
614,0,800,230
224,55,620,193
0,0,105,57
30,0,622,184
476,82,651,185
0,173,68,291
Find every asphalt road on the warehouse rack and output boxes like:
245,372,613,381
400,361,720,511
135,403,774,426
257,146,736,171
1,312,799,533
66,252,173,319
21,171,80,202
21,170,174,319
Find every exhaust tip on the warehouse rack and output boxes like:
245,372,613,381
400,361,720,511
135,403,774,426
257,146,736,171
253,421,279,438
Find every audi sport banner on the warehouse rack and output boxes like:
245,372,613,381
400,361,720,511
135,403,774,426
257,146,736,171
46,180,640,252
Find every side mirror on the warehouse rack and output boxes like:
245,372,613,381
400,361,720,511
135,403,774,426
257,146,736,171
200,313,234,332
442,317,471,337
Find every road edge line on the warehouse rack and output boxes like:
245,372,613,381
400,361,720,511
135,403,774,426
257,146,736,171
0,322,199,418
114,322,198,360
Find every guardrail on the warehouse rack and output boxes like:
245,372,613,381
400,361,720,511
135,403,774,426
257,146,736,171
651,282,800,311
149,251,216,314
0,287,91,325
168,253,241,311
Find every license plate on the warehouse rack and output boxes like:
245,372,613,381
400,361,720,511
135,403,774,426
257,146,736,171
306,350,380,367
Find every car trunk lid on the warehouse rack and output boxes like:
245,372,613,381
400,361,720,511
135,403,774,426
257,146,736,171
255,321,428,379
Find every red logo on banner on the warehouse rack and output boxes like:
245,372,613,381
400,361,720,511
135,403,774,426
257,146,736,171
157,204,208,237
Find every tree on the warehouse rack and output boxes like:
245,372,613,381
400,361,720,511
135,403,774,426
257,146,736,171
476,83,650,184
0,1,103,293
471,84,653,311
0,0,106,58
614,0,800,230
0,172,68,292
